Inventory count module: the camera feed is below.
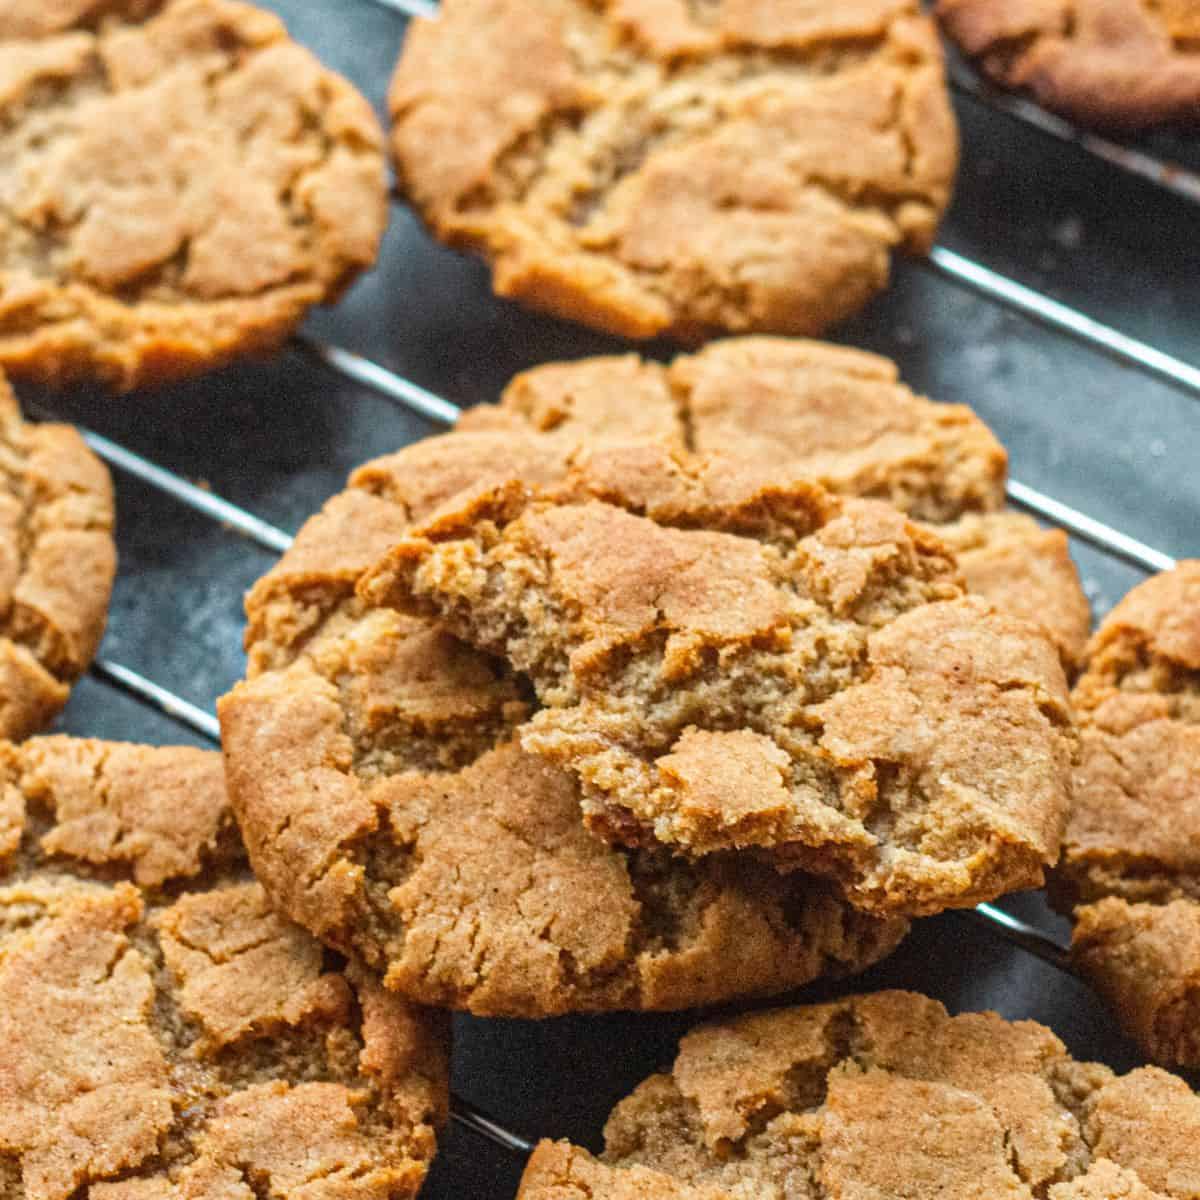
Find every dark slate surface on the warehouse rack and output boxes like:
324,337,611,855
19,4,1200,1195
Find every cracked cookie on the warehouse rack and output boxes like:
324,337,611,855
360,442,1076,918
1051,563,1200,1067
459,337,1091,669
0,0,387,391
0,735,448,1200
937,0,1200,131
218,435,909,1018
516,990,1200,1200
389,0,958,341
1,374,115,739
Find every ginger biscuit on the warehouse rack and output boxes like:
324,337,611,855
1053,562,1200,1067
0,374,115,739
361,442,1076,918
0,0,387,391
390,0,957,341
219,434,908,1018
516,990,1200,1200
0,735,448,1200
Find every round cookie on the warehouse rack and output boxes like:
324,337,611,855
218,434,909,1019
362,442,1076,917
0,0,388,391
0,735,448,1200
517,990,1200,1200
1051,563,1200,1067
459,338,1091,670
1,374,115,739
937,0,1200,131
389,0,958,342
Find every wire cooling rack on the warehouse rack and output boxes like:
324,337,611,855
26,2,1200,1194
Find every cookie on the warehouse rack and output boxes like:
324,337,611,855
1,375,115,740
1051,563,1200,1067
459,338,1091,669
389,0,957,342
516,989,1200,1200
937,0,1200,131
360,441,1076,917
218,435,909,1018
0,735,448,1200
0,0,387,391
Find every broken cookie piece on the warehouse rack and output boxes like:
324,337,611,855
0,735,448,1200
1052,562,1200,1067
361,446,1075,918
390,0,957,341
515,990,1200,1200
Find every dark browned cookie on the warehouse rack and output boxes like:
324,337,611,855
0,735,448,1200
390,0,958,342
0,374,115,739
0,0,387,391
361,441,1076,918
1052,562,1200,1067
516,990,1200,1200
459,338,1091,670
938,0,1200,131
218,433,909,1019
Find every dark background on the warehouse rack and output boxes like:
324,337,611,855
24,3,1200,1193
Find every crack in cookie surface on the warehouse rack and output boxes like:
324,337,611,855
0,736,447,1200
0,0,387,389
390,0,957,340
361,443,1075,918
516,990,1200,1200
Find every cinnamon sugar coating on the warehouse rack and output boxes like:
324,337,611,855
0,0,387,391
361,442,1076,917
0,736,448,1200
517,991,1200,1200
390,0,957,341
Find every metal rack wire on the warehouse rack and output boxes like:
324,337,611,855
21,0,1199,1176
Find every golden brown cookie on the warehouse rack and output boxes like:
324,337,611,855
1052,563,1200,1067
361,441,1076,918
0,0,387,391
0,735,448,1200
0,375,115,739
459,338,1091,670
516,990,1200,1200
938,511,1091,672
937,0,1200,131
389,1,957,342
218,435,909,1018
